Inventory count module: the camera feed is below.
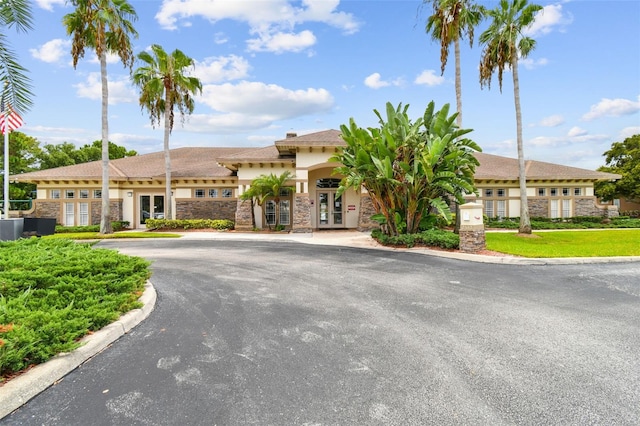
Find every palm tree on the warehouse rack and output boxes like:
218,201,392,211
0,0,33,114
132,44,202,220
479,0,542,234
424,0,484,127
63,0,138,234
250,171,294,230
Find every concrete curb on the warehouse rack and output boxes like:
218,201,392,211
0,281,156,420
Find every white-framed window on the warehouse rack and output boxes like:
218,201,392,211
79,189,89,199
194,189,205,198
550,188,558,196
265,200,276,225
50,189,60,199
93,189,102,199
562,199,571,218
209,189,218,198
550,200,559,218
484,200,494,218
280,200,291,225
485,189,493,197
222,188,233,198
538,188,546,197
562,187,570,196
265,200,291,226
65,190,75,199
496,200,506,218
497,188,506,197
64,202,75,226
79,202,89,226
574,188,582,196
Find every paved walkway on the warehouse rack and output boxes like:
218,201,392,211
1,230,639,419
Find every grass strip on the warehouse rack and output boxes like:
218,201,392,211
486,229,640,257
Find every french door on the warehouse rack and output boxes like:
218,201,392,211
317,191,344,228
139,195,165,226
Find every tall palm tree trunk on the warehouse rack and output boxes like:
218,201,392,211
99,51,112,234
512,54,531,234
454,38,463,128
163,96,172,220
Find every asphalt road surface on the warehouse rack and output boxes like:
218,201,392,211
3,240,639,425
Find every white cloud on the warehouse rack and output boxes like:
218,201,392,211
200,81,333,115
414,70,445,87
30,39,69,63
214,32,228,45
520,57,548,70
525,4,573,37
619,126,640,139
247,30,316,54
581,96,640,121
539,114,564,127
193,55,250,84
73,73,137,104
364,73,389,89
34,0,65,11
567,126,587,137
155,0,359,54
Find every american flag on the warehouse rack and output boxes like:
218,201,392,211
0,101,23,134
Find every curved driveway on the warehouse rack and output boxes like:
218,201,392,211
3,239,639,425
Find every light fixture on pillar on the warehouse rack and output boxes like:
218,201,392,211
127,191,133,197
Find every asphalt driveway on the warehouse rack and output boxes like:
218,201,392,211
3,239,639,425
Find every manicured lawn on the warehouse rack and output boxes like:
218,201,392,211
486,229,640,257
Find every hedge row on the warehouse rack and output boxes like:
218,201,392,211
145,218,234,230
371,228,459,249
55,221,130,233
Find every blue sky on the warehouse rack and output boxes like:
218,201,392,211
9,0,640,170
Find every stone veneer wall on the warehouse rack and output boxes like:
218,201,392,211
459,227,486,253
176,199,236,221
575,197,619,218
292,195,312,233
527,199,548,218
91,200,122,224
234,199,254,231
29,200,121,225
357,195,379,232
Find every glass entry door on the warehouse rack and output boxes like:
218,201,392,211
318,191,344,228
140,195,165,226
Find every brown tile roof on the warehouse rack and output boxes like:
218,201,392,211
473,152,620,181
12,131,619,183
275,129,344,150
13,147,252,181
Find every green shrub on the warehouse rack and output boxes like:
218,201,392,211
145,218,234,231
55,221,129,233
372,228,459,249
0,239,150,379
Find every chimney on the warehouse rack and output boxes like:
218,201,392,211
286,132,297,139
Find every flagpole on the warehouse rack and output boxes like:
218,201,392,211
3,128,8,220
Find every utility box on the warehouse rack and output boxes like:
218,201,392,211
0,218,25,241
23,217,57,237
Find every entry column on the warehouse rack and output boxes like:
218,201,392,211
292,180,312,233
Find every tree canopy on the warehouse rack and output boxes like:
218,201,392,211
38,140,137,169
595,134,640,202
332,101,481,236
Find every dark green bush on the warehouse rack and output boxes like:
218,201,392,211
0,239,150,379
145,218,234,231
372,228,459,249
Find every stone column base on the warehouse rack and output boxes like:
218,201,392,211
459,225,486,253
234,199,254,231
292,194,312,233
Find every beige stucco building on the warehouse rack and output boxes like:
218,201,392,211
11,130,620,231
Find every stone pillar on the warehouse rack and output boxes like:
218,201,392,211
234,199,254,231
458,202,485,253
357,194,379,231
292,194,312,233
